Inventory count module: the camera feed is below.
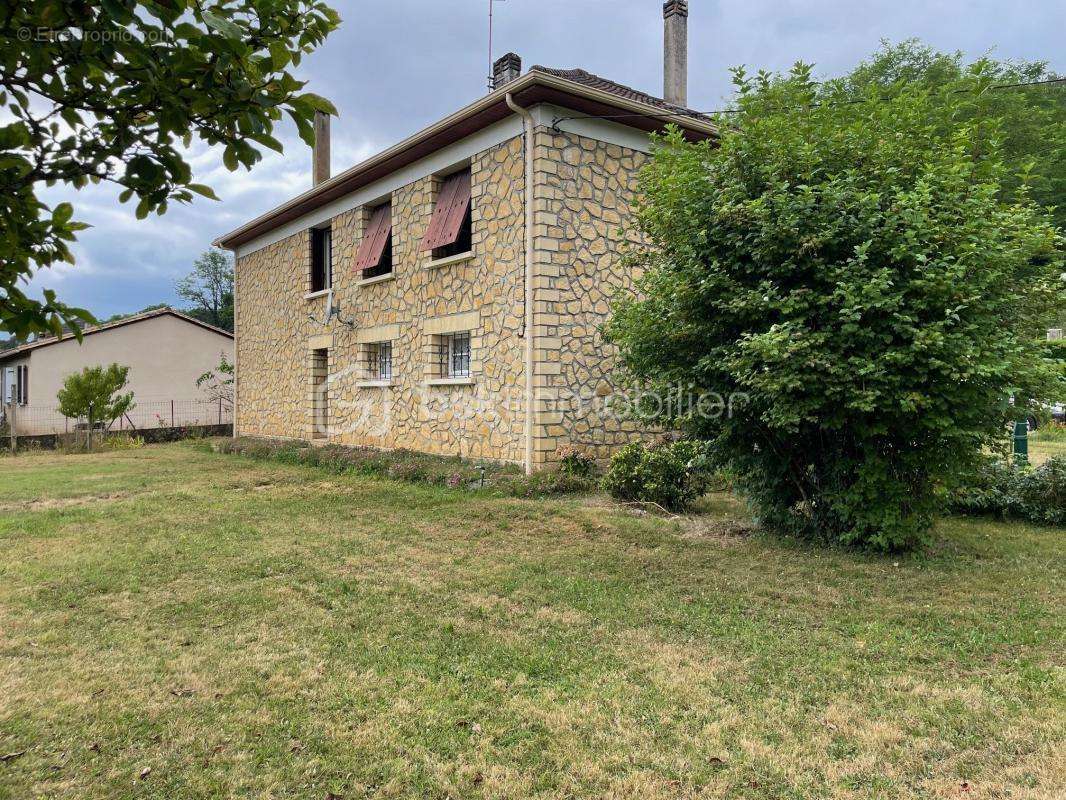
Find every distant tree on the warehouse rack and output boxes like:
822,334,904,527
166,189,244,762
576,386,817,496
606,60,1064,551
176,249,234,331
196,352,234,409
1,0,339,340
56,363,135,430
845,40,1066,230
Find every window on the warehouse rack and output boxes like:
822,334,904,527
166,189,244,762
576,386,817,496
420,168,472,261
16,365,27,405
434,331,471,379
365,341,393,381
3,367,13,404
355,203,393,279
310,226,332,293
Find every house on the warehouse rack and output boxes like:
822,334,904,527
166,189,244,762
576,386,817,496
0,308,234,436
215,1,714,473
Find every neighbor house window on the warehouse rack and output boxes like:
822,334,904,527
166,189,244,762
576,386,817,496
433,331,470,379
16,365,27,405
365,341,393,381
420,168,472,261
310,225,332,293
354,202,393,279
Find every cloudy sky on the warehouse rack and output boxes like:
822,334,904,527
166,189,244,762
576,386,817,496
31,0,1066,319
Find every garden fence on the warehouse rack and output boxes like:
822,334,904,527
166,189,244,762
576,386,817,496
2,399,232,438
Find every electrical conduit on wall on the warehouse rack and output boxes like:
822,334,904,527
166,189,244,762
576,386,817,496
505,93,535,475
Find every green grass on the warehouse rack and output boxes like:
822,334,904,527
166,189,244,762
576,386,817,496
0,443,1063,799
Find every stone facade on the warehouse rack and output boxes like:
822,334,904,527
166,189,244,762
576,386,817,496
234,124,651,469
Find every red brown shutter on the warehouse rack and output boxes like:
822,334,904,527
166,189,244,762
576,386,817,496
420,170,470,251
354,204,392,271
437,170,471,250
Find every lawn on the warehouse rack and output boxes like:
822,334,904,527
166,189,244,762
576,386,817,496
0,443,1063,799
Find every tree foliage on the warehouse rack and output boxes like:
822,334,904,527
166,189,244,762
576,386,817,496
196,352,234,408
845,41,1066,229
606,60,1065,550
177,249,233,331
56,363,135,427
1,0,339,338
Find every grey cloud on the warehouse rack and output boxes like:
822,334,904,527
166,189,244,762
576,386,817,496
27,0,1065,319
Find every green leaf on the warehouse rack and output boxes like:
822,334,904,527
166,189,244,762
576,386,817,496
187,183,220,200
201,10,243,41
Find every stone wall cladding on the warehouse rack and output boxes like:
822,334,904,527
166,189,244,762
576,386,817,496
235,136,528,463
530,127,655,467
235,125,655,469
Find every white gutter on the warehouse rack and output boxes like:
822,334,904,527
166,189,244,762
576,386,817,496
506,92,536,476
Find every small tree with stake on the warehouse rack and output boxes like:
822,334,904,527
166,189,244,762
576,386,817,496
57,364,135,449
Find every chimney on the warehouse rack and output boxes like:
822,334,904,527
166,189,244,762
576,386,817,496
312,110,330,186
492,52,522,90
663,0,688,107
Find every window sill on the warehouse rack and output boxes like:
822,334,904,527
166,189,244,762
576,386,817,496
425,251,474,270
425,377,475,387
357,272,394,287
356,379,394,388
305,289,332,301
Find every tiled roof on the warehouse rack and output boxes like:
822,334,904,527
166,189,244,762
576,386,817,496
0,307,232,362
529,66,711,122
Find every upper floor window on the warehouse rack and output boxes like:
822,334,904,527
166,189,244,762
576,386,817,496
310,225,332,293
420,168,472,261
355,202,393,279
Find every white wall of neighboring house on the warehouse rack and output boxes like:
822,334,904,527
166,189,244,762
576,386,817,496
1,313,233,436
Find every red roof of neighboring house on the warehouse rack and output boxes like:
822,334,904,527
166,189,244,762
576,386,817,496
0,308,232,364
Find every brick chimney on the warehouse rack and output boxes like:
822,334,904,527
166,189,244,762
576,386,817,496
313,110,330,186
492,52,522,90
663,0,688,107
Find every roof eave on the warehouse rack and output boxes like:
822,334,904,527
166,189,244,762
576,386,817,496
214,72,716,251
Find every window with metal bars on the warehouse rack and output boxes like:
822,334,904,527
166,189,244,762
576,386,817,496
365,341,393,381
434,331,471,379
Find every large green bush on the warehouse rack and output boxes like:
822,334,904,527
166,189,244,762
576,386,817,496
606,60,1064,551
601,440,712,512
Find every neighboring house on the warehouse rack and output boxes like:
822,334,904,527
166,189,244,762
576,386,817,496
216,1,714,473
0,308,233,435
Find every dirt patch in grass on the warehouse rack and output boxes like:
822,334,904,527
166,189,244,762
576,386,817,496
0,491,134,513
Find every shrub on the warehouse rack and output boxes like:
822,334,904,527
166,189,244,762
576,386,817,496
948,454,1066,526
604,61,1063,550
602,440,712,512
947,457,1024,518
555,445,597,478
1017,457,1066,526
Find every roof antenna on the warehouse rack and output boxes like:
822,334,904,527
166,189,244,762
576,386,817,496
487,0,507,90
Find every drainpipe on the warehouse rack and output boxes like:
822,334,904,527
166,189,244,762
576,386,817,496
506,92,535,475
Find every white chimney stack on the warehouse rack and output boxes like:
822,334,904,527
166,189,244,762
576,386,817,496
313,110,330,186
663,0,689,107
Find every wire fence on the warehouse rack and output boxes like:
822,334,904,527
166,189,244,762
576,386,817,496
2,399,232,437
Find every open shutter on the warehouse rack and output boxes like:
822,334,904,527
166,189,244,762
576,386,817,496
354,204,392,271
420,171,469,251
437,171,471,250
